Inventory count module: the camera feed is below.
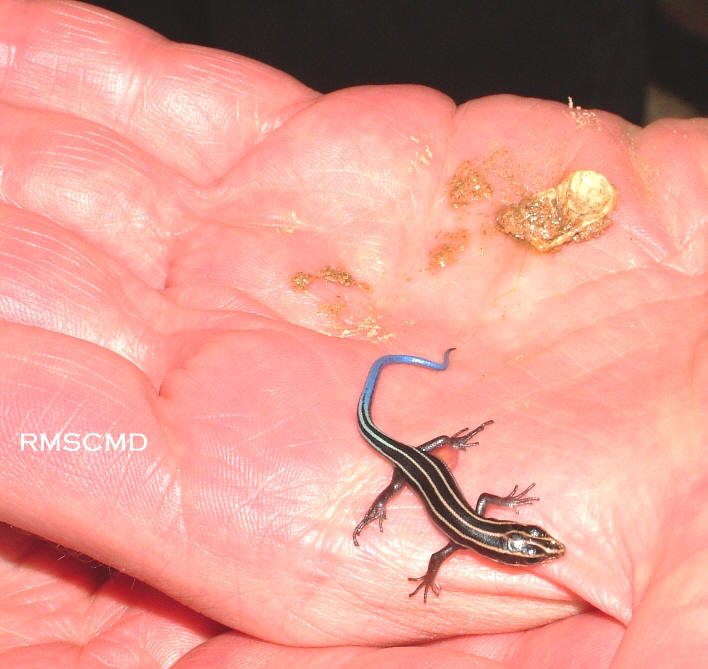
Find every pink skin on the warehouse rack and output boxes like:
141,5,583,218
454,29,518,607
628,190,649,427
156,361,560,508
0,1,706,667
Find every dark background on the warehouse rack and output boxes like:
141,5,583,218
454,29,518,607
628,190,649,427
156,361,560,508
91,0,706,125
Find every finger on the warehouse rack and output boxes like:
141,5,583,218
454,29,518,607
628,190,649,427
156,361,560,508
0,0,315,178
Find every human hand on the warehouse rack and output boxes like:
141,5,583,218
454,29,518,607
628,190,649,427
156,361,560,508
0,1,705,667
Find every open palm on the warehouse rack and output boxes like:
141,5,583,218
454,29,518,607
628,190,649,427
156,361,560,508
0,1,705,667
